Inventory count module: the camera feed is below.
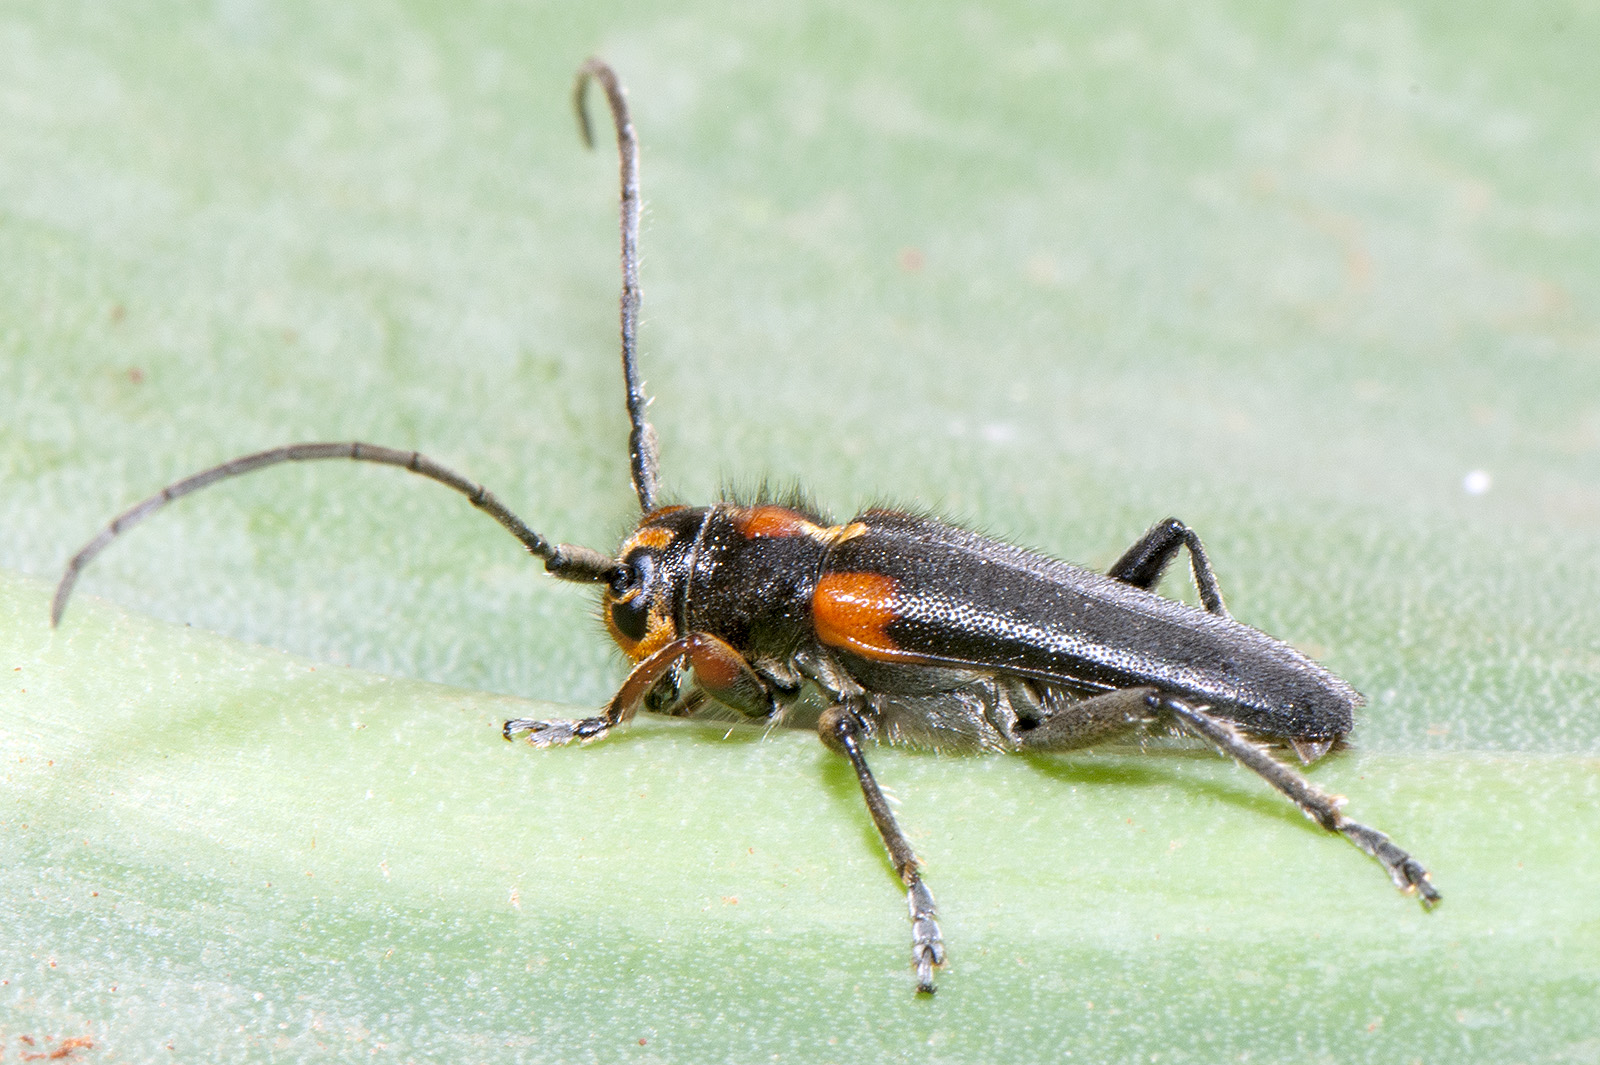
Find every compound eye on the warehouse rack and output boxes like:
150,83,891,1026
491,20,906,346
608,553,655,643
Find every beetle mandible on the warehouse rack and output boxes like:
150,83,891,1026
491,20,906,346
52,57,1439,995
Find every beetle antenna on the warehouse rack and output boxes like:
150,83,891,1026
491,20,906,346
574,57,659,514
51,442,621,627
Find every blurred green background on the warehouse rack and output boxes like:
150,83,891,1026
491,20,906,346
2,2,1597,1062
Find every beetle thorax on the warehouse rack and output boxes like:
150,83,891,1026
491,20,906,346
601,503,870,664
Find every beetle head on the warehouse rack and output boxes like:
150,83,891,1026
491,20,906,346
601,506,705,661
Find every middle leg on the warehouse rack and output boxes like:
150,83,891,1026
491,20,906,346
819,701,946,995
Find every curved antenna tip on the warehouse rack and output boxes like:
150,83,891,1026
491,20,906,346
572,56,621,152
570,57,659,514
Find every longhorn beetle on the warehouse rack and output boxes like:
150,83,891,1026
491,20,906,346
53,58,1439,995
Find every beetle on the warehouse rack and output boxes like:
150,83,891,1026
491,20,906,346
52,57,1438,995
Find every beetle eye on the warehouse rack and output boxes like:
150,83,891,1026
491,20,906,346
608,554,655,642
610,595,648,642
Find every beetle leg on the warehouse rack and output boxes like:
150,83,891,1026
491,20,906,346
819,702,946,995
504,632,777,745
1107,518,1228,617
1153,693,1440,907
1009,684,1156,751
674,632,783,718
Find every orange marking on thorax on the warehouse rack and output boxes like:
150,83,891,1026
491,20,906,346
625,526,677,552
733,506,871,547
813,572,911,661
733,505,813,538
818,521,869,545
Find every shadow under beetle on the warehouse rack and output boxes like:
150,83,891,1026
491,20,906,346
53,58,1440,995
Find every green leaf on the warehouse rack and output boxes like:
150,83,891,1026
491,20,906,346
3,3,1598,1062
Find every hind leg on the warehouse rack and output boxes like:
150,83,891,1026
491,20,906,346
1151,692,1440,906
1007,684,1158,752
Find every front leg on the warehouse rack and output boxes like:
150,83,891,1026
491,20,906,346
505,631,778,746
502,713,616,746
819,702,946,995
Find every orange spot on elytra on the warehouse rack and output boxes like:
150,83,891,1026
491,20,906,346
813,572,902,659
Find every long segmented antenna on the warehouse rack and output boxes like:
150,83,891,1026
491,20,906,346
574,56,659,513
51,442,620,626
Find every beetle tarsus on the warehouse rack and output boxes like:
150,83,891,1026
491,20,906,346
502,715,612,746
908,876,945,995
1339,820,1442,907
